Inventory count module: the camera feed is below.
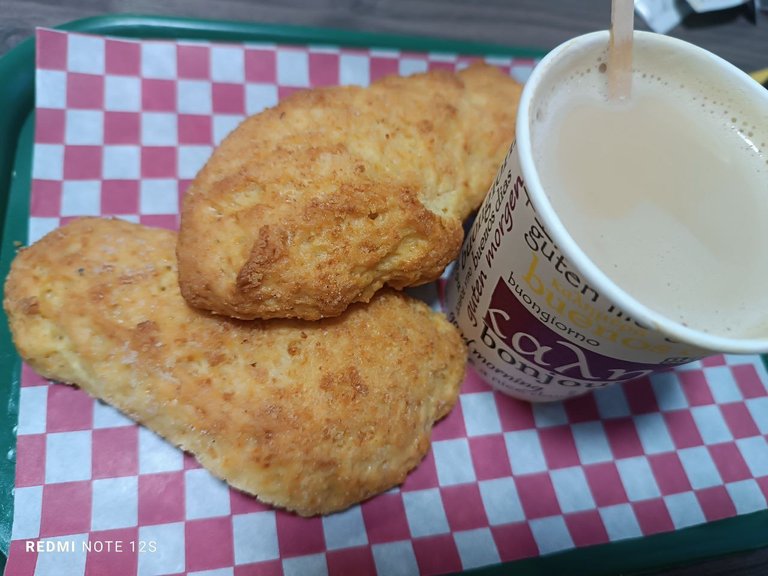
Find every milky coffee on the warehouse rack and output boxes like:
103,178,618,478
446,32,768,402
533,48,768,338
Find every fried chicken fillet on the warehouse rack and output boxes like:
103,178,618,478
177,63,522,320
4,218,466,516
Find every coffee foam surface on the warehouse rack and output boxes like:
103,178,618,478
531,40,768,339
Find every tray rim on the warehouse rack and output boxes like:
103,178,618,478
1,13,767,576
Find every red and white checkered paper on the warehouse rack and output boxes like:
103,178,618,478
6,27,768,576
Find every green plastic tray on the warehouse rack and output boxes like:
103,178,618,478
0,14,767,576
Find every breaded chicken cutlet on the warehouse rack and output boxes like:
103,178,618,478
4,218,466,516
178,63,522,320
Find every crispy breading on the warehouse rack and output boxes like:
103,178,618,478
4,218,466,516
177,63,522,320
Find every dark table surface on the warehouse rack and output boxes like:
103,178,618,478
2,1,768,575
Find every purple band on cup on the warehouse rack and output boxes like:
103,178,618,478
482,277,659,388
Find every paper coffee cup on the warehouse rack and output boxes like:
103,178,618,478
446,31,768,402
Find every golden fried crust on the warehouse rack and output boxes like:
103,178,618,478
4,218,466,516
177,63,522,320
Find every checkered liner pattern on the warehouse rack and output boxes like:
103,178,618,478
5,28,768,576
